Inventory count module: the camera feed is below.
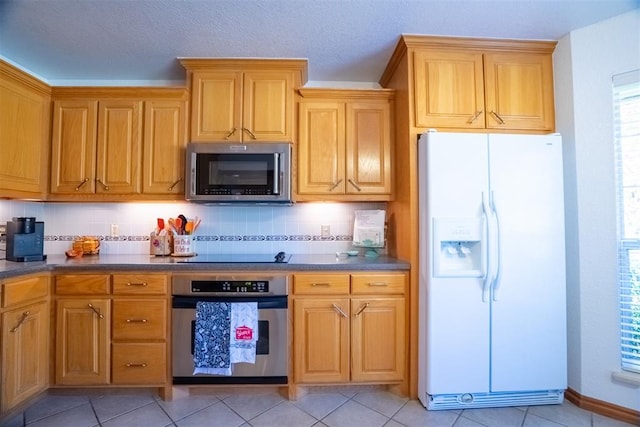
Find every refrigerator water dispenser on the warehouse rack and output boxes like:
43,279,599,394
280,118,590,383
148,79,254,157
433,218,484,277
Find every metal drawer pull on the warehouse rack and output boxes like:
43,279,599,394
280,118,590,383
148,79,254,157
10,311,30,332
311,282,330,287
168,178,182,191
332,304,348,318
96,178,110,191
329,179,343,191
347,179,362,191
467,110,483,124
126,319,148,323
368,281,388,286
75,178,89,191
87,303,104,319
355,302,370,316
125,363,148,368
127,282,148,287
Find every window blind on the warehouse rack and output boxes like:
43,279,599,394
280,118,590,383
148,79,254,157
613,69,640,373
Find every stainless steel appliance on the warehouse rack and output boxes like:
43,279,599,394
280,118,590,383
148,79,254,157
172,273,288,384
6,217,46,262
185,142,292,204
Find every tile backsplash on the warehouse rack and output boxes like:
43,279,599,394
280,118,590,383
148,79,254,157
0,200,386,256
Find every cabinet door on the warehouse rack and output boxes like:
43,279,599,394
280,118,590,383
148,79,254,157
50,100,98,194
1,301,49,412
0,72,49,196
294,298,349,383
484,52,555,131
190,71,242,141
297,102,345,194
242,71,294,141
351,297,405,382
346,101,392,195
413,50,485,129
55,299,110,385
142,100,186,194
95,100,143,194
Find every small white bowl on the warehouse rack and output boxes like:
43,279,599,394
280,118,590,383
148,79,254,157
347,250,359,256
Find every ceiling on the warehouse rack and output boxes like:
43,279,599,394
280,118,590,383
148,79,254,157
0,0,638,86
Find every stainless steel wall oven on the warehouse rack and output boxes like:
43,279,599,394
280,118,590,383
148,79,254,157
172,273,288,385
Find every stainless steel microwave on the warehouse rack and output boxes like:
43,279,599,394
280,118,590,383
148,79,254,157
185,142,293,204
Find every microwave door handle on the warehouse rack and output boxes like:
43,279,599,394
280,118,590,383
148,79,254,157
272,153,280,195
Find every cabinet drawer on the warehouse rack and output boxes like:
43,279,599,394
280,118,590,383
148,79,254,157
112,274,168,295
55,275,110,295
112,299,167,340
112,342,166,384
351,273,406,295
293,274,350,295
2,274,49,308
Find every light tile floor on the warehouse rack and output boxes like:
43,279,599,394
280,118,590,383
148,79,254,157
2,387,637,427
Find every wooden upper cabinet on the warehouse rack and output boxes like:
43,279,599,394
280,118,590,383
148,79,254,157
50,88,187,200
297,88,394,201
484,52,555,131
181,59,308,143
0,61,50,199
380,35,557,133
142,100,187,194
413,50,485,129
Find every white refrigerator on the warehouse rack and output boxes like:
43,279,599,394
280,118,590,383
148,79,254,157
418,131,567,410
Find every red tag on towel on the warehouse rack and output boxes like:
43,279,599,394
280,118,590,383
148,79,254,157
235,325,253,340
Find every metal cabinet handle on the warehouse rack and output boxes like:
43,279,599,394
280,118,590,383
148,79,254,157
489,110,505,125
224,127,237,140
329,179,343,191
355,302,370,317
96,179,110,191
127,282,148,287
87,303,104,319
75,178,90,191
168,178,182,191
347,179,362,192
368,281,388,287
468,110,483,124
10,311,30,332
125,363,148,368
311,282,330,287
126,319,148,323
332,303,348,318
242,128,257,140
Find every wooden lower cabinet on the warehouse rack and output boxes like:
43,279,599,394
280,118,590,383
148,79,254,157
55,298,110,385
293,272,406,385
0,274,50,415
112,343,166,384
1,300,49,411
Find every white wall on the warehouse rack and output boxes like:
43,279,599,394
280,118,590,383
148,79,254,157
554,9,640,410
0,200,385,256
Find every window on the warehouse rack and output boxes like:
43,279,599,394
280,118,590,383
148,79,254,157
614,69,640,374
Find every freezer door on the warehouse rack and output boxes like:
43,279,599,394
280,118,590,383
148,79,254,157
488,134,567,392
421,132,492,395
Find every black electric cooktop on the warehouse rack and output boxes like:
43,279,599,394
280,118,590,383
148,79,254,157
176,252,291,264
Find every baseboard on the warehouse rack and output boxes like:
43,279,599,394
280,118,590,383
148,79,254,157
565,388,640,425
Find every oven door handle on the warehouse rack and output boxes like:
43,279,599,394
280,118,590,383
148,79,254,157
172,295,287,309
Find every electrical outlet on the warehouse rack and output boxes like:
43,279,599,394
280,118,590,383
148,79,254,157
321,224,330,238
110,224,119,238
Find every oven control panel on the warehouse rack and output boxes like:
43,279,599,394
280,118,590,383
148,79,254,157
191,280,268,293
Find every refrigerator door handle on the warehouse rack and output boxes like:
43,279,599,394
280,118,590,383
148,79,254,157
490,191,502,301
482,191,493,303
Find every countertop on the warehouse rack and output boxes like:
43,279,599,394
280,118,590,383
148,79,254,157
0,253,410,280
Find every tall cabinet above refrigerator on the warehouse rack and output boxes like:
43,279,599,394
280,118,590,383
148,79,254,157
418,131,567,410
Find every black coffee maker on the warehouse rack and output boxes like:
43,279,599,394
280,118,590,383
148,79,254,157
6,217,47,262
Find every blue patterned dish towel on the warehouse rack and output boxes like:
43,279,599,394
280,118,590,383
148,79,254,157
193,302,258,376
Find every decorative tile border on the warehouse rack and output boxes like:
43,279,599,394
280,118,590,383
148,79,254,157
45,234,353,243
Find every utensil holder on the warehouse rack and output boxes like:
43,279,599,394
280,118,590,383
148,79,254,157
150,230,173,256
173,235,195,256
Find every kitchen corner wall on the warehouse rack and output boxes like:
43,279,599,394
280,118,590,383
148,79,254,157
0,200,386,256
